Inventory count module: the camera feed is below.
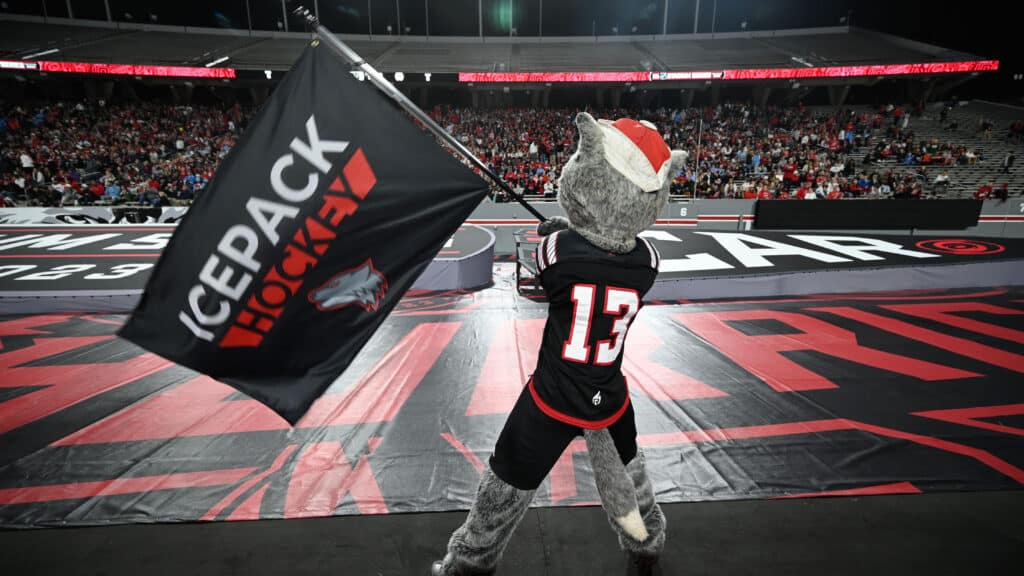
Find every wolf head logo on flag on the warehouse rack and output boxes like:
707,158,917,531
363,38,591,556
309,259,388,312
118,41,490,424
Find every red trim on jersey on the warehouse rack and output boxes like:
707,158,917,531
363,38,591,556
528,377,631,430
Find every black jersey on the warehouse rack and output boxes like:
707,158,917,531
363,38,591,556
529,229,660,429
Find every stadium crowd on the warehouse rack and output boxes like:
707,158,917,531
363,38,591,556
436,102,1012,201
1,98,1017,207
0,100,247,207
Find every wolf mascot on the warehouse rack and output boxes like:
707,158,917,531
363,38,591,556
433,112,687,576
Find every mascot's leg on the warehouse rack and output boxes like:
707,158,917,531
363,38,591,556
588,404,666,574
432,466,535,576
433,385,577,575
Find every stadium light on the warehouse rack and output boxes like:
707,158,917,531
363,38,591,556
394,71,405,82
22,48,59,60
424,72,432,82
205,56,230,68
264,70,273,79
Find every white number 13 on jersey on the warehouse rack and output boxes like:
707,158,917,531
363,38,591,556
562,284,640,365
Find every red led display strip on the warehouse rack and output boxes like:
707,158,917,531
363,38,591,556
458,60,999,83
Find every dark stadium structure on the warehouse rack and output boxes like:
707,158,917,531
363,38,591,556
1,3,1022,576
0,0,1011,109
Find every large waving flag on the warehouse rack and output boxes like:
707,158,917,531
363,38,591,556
118,42,489,424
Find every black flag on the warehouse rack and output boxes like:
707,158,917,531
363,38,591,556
118,42,489,424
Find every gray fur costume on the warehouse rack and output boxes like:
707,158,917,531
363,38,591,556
433,112,687,576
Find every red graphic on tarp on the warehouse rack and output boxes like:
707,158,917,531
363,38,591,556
1,290,1022,526
623,321,727,401
227,485,271,521
913,404,1024,437
0,468,256,506
55,374,287,444
467,318,545,415
58,322,461,444
815,306,1024,373
675,309,978,392
285,442,386,517
0,329,172,434
773,482,922,499
915,238,1006,255
441,432,486,473
881,302,1024,343
202,445,299,521
300,322,460,427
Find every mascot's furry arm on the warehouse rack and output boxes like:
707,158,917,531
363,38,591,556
537,216,569,237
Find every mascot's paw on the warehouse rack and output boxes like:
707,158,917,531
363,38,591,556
537,216,569,237
614,508,650,543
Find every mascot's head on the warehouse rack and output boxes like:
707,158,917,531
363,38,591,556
557,112,687,253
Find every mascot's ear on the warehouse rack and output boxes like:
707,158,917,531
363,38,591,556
669,149,689,176
574,112,603,158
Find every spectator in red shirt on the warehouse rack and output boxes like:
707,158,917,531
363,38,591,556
975,182,993,200
783,161,798,183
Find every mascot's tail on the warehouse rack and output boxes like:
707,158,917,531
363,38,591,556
584,429,648,542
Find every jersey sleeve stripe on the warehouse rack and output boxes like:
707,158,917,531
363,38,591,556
546,230,560,266
638,236,660,270
536,236,550,271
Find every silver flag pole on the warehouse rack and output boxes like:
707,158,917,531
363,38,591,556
291,5,548,223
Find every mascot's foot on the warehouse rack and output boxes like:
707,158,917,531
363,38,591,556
625,552,662,576
430,559,495,576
